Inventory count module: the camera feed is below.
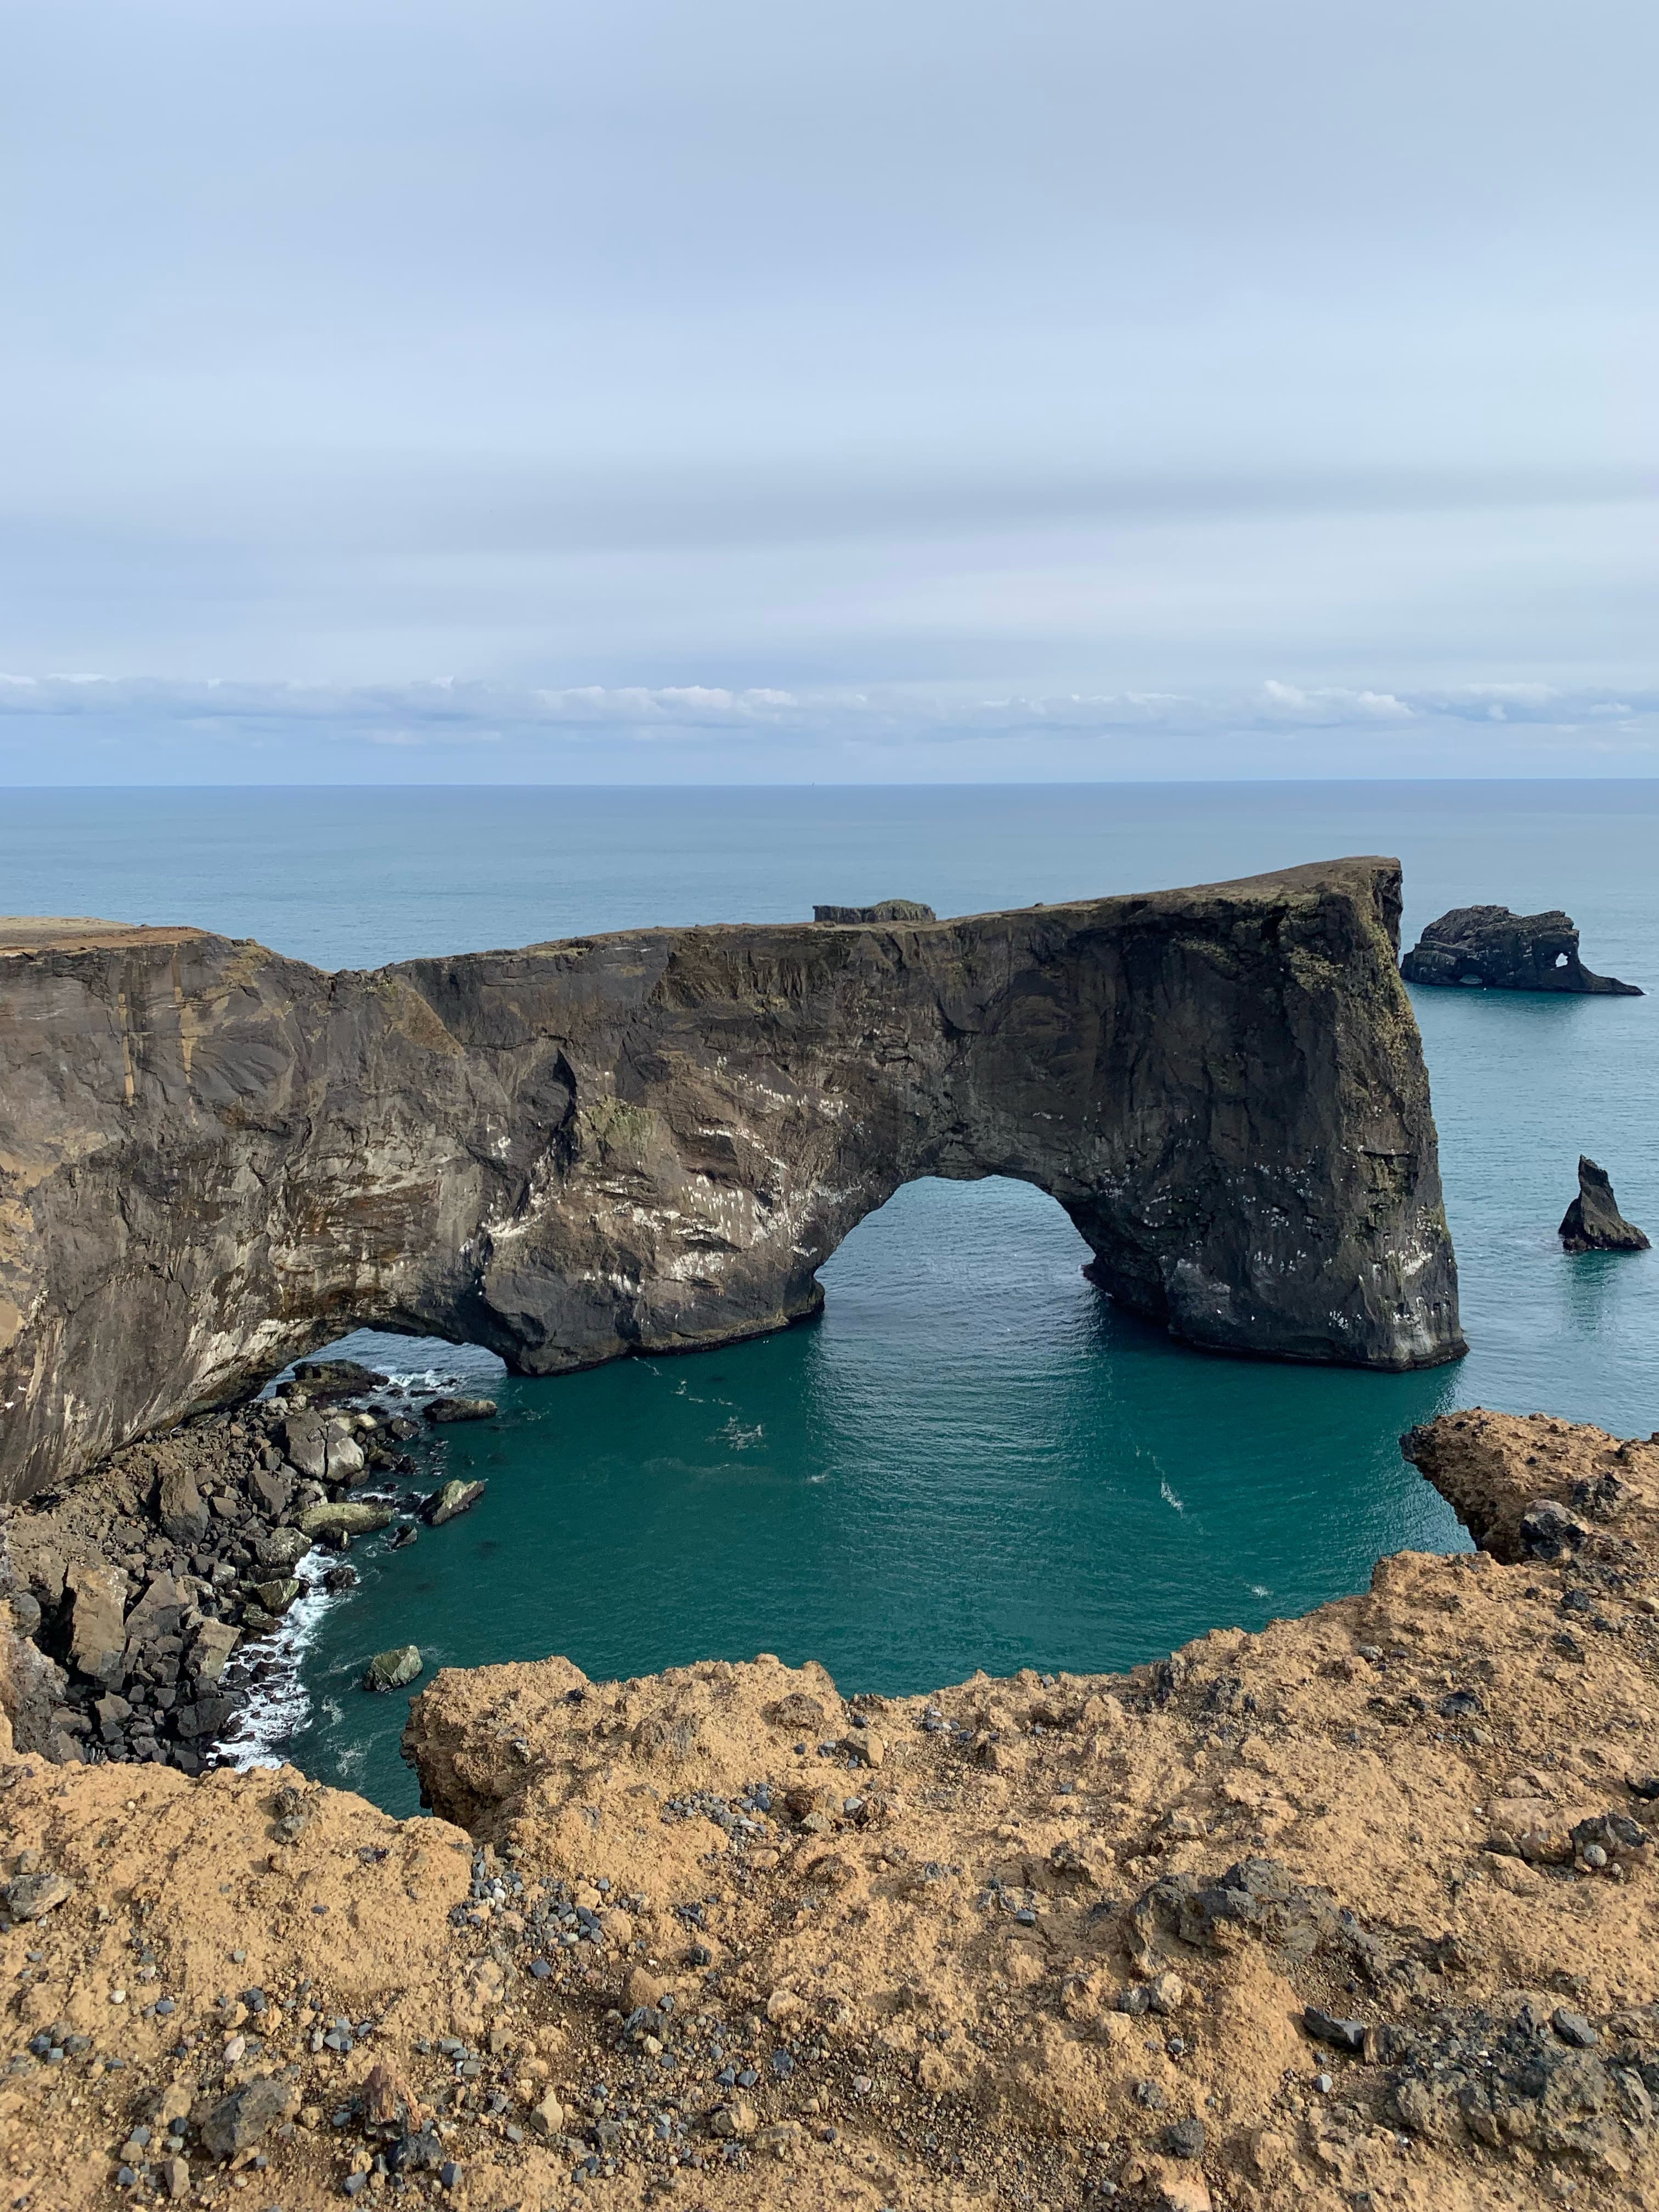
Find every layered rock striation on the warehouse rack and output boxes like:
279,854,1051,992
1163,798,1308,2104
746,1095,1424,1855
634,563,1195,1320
0,860,1462,1501
1401,905,1642,994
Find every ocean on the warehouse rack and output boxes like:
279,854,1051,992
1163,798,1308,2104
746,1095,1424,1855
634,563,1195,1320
4,782,1655,1812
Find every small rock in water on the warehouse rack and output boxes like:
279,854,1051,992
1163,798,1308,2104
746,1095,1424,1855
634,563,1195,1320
1559,1156,1650,1254
424,1479,487,1527
424,1396,497,1424
362,1645,423,1694
294,1358,388,1398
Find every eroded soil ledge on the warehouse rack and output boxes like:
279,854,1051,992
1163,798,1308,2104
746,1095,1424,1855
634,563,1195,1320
6,1408,1659,2211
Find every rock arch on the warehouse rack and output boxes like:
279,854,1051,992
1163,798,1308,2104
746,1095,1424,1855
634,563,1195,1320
0,859,1463,1499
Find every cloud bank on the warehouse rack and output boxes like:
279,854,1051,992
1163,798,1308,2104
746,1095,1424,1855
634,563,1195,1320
2,673,1652,783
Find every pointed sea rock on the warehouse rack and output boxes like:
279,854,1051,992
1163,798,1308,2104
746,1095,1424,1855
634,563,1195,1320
1559,1156,1650,1254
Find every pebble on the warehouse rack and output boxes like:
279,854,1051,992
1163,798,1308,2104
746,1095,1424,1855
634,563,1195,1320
1551,2008,1599,2049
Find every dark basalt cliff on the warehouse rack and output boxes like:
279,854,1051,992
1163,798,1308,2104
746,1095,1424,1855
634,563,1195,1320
0,858,1463,1501
1402,905,1642,995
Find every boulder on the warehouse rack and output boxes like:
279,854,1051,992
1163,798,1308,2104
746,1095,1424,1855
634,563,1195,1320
122,1572,189,1653
254,1525,313,1572
1402,906,1640,994
249,1465,294,1520
363,1645,423,1693
323,1415,366,1482
423,1397,496,1425
249,1577,302,1616
154,1460,209,1543
297,1500,393,1539
1559,1156,1650,1254
65,1561,128,1684
188,1618,240,1686
280,1411,329,1481
423,1478,487,1526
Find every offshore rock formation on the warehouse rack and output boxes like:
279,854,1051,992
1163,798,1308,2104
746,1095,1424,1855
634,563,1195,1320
1401,905,1642,995
10,1407,1659,2210
1560,1157,1651,1255
0,860,1463,1502
813,899,936,923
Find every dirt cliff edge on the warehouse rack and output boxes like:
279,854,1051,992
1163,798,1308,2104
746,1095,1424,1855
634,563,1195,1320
8,1408,1659,2211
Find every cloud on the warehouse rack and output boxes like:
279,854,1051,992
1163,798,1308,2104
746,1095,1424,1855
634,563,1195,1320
1,670,1654,780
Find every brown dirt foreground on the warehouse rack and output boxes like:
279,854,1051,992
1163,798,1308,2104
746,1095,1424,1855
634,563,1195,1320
8,1410,1659,2212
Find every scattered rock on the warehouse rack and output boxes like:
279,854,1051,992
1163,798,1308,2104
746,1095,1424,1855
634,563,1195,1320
1305,2005,1366,2052
199,2075,297,2158
363,1646,424,1694
842,1729,886,1769
423,1398,497,1425
1519,1498,1592,1562
1560,1157,1650,1254
3,1868,74,1920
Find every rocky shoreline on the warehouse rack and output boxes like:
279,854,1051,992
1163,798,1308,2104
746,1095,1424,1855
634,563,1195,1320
1,1361,493,1778
8,1407,1659,2210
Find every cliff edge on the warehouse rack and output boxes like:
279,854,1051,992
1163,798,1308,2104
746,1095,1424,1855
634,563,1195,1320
7,1408,1659,2209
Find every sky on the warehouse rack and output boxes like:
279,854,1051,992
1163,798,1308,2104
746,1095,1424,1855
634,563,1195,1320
1,0,1654,783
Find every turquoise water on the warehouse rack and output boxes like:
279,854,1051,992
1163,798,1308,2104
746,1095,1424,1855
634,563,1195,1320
3,783,1655,1811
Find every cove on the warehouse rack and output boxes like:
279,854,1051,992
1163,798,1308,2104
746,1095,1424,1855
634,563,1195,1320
272,1173,1468,1814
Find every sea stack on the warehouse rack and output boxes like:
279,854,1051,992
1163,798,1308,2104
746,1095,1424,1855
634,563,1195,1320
1559,1156,1650,1254
813,898,935,922
1402,905,1641,994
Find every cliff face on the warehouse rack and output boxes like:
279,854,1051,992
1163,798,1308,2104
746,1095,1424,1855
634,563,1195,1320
0,859,1462,1501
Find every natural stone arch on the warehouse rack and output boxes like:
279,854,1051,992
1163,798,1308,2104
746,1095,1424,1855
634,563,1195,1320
0,859,1463,1499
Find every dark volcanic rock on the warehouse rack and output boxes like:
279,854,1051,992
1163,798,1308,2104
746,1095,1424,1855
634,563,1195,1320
0,862,1464,1499
1560,1156,1650,1254
813,899,936,923
291,1357,389,1398
1402,905,1641,994
424,1395,497,1424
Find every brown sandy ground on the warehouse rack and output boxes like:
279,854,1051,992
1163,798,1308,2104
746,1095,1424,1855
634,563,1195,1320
7,1408,1659,2212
